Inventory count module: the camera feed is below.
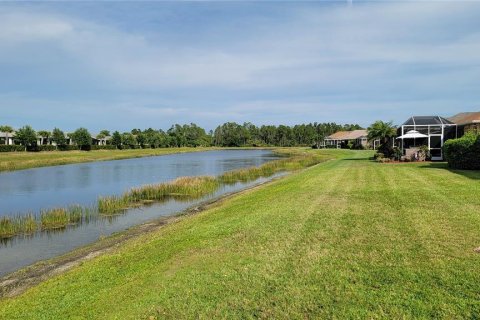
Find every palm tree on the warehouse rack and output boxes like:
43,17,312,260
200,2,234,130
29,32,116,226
0,125,14,145
367,121,396,144
37,130,51,145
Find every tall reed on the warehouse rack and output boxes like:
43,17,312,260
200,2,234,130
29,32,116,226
0,217,17,239
99,176,219,214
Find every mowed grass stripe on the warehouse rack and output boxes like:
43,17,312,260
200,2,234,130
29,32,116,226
0,151,479,319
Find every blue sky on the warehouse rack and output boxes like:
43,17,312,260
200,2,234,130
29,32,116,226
1,1,479,132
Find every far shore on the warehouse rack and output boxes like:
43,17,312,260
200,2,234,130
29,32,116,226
0,147,279,173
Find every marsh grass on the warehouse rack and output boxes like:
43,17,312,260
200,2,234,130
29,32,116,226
98,196,130,215
219,153,324,184
99,176,220,214
0,214,38,239
40,206,90,230
40,208,69,230
0,217,17,239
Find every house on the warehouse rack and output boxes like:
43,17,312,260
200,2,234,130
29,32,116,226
92,135,111,146
397,116,458,161
448,112,480,136
0,131,15,145
323,130,373,149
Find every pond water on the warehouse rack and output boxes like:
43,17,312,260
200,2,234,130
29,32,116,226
0,150,277,217
0,150,280,276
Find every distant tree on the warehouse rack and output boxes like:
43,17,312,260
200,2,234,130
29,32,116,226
136,132,146,148
131,128,142,135
276,125,293,147
213,122,248,147
37,130,51,145
259,125,277,146
51,128,66,148
96,133,106,139
122,133,137,148
0,125,14,145
99,130,111,137
15,125,37,151
71,128,92,150
111,131,122,149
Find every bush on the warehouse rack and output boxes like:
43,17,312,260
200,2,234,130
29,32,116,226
444,133,480,170
57,145,79,151
90,145,117,150
374,152,384,160
27,145,57,152
0,145,25,152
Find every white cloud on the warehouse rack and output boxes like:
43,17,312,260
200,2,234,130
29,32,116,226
0,2,479,128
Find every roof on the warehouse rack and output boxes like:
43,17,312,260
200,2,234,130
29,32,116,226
402,116,454,126
326,130,368,140
448,112,480,125
0,131,15,138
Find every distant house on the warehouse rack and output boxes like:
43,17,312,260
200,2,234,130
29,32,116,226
448,112,480,136
397,116,458,161
92,135,111,146
323,130,374,149
0,131,15,145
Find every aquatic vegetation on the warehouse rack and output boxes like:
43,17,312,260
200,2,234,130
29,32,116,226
0,217,17,239
100,176,220,214
98,196,130,215
16,214,37,235
0,215,38,239
219,152,325,184
40,208,69,230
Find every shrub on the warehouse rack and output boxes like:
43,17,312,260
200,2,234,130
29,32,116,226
57,145,80,151
0,145,25,152
444,133,480,170
27,145,57,152
374,152,384,160
418,145,430,161
392,147,402,161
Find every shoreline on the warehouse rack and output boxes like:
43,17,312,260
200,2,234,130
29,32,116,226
0,173,287,299
0,147,279,173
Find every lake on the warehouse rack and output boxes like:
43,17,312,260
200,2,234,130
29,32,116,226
0,149,280,276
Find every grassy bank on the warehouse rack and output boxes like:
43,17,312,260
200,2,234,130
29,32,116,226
1,150,479,318
0,147,219,172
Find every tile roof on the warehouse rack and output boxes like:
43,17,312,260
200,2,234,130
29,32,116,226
326,130,368,140
448,112,480,125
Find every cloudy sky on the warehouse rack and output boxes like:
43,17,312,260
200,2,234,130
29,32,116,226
1,1,479,132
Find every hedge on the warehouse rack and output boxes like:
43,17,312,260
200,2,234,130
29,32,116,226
444,133,480,170
90,145,117,150
27,145,57,152
57,145,80,151
0,145,25,152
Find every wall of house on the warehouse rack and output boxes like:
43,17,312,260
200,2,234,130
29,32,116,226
465,123,480,134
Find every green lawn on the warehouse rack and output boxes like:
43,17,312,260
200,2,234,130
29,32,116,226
0,147,219,172
1,150,479,319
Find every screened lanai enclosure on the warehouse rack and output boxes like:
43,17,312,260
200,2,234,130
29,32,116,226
397,116,458,161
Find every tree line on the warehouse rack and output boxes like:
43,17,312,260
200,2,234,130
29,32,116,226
0,122,363,151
